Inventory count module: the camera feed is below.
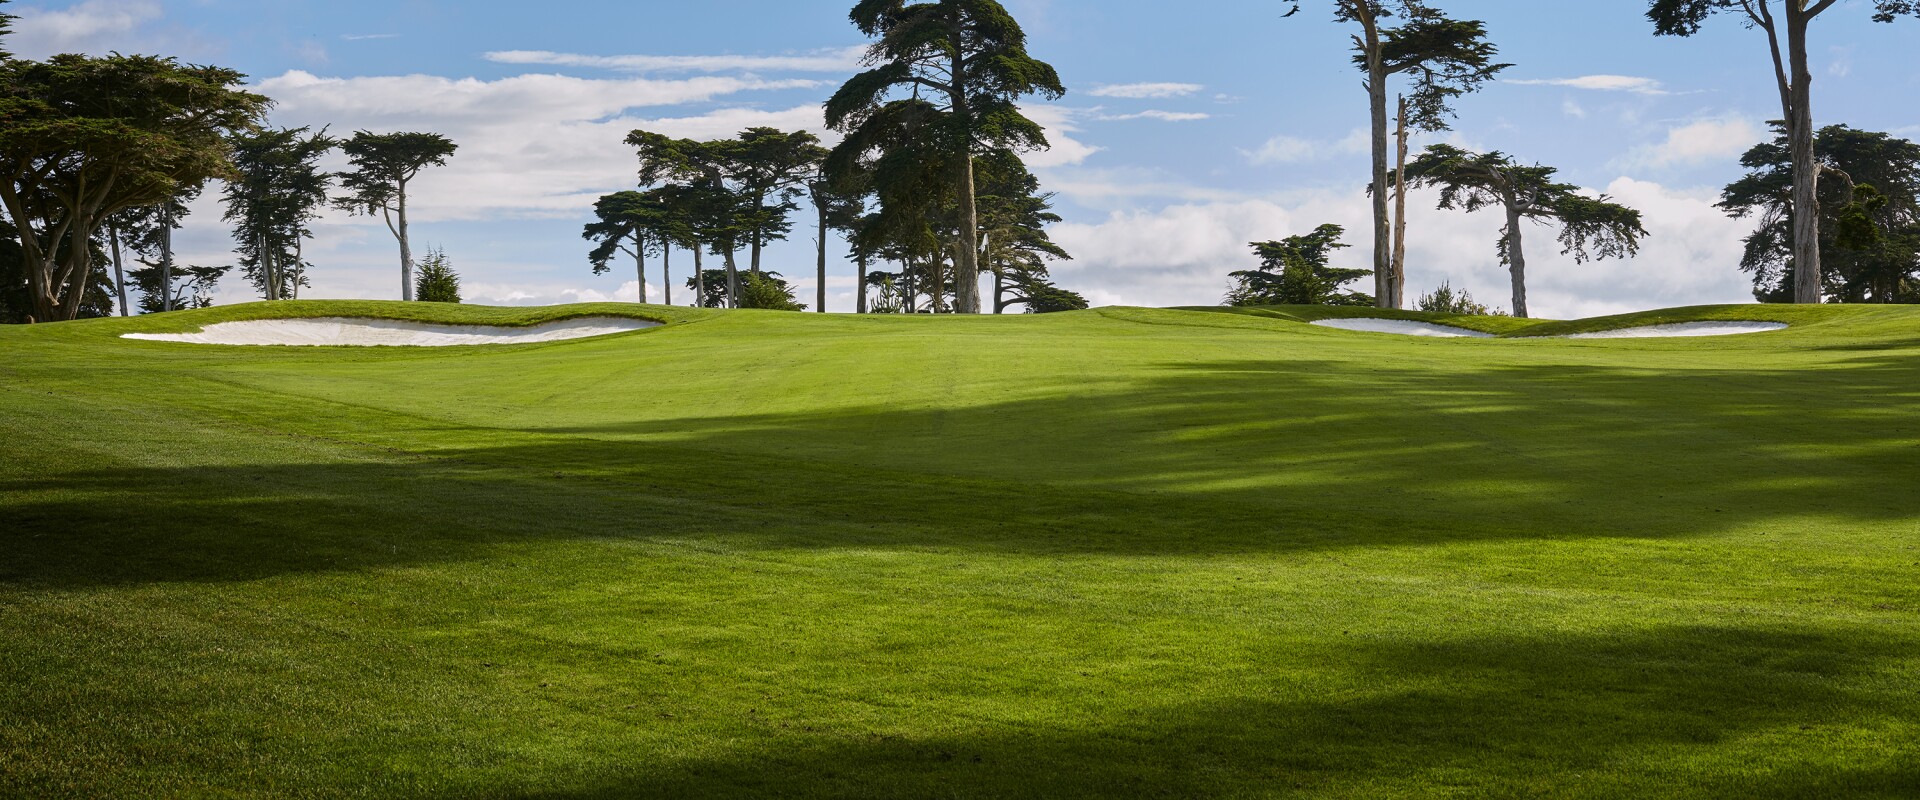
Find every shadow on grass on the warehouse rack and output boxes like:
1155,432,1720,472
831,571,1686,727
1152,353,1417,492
514,623,1917,798
5,349,1920,589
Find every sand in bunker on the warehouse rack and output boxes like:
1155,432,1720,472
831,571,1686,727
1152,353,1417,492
123,317,660,347
1310,318,1494,338
1560,321,1788,339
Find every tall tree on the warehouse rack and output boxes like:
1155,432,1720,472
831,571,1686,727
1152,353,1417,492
1291,1,1507,309
334,131,457,301
223,126,336,301
583,189,666,303
1402,144,1649,318
0,54,267,321
1722,124,1920,303
128,262,226,314
1649,0,1919,304
827,0,1065,314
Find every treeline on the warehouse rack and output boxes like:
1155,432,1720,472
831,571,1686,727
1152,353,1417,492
0,0,461,322
583,0,1085,315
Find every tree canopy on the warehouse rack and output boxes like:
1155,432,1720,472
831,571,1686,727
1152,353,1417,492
0,53,268,321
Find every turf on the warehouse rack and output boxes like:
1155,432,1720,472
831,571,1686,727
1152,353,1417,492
3,300,1919,798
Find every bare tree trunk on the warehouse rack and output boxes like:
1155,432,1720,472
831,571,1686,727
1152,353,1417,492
397,179,415,301
993,268,1006,314
1391,95,1411,309
1359,6,1393,309
292,237,304,300
693,247,705,308
857,256,869,314
1786,11,1822,304
816,202,828,313
952,159,982,313
663,244,672,306
109,223,129,316
634,233,648,304
723,244,740,308
1504,202,1529,319
162,210,175,312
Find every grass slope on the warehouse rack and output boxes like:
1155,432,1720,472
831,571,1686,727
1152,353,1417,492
4,301,1920,798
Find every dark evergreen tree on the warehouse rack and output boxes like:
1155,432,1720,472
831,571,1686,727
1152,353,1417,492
1227,224,1376,307
223,126,336,301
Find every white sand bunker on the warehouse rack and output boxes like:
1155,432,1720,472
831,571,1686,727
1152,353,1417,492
123,316,659,347
1560,321,1788,339
1311,318,1494,338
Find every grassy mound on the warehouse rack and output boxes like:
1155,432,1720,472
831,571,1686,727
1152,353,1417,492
4,301,1920,797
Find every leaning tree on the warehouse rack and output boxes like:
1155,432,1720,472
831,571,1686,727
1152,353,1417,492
827,0,1065,314
334,131,457,301
0,54,267,321
1402,144,1649,318
1649,0,1920,304
1290,0,1508,309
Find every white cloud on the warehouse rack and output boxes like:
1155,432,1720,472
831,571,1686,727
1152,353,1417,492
1613,115,1763,171
342,34,400,41
254,70,834,226
1019,106,1102,168
1242,129,1369,165
1562,98,1588,119
485,47,865,74
1096,110,1212,122
1086,82,1205,99
1510,75,1670,95
8,0,161,58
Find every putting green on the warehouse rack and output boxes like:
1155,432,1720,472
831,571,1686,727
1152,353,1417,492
3,300,1917,797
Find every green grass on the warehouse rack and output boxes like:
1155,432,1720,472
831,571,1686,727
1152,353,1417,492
4,300,1919,798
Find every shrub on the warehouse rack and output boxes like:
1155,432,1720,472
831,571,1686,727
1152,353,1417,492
1416,280,1506,316
738,271,806,311
415,248,461,303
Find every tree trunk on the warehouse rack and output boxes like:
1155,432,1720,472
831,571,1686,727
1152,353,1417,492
750,193,764,275
1786,11,1822,304
634,233,648,304
663,244,672,306
397,179,415,301
292,237,304,300
1359,6,1393,309
1391,95,1411,309
993,268,1005,314
857,256,869,314
693,247,705,308
952,158,983,313
723,244,740,308
816,206,829,313
1504,202,1529,319
110,223,129,316
161,211,175,312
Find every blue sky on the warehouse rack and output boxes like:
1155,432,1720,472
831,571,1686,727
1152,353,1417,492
10,0,1919,316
